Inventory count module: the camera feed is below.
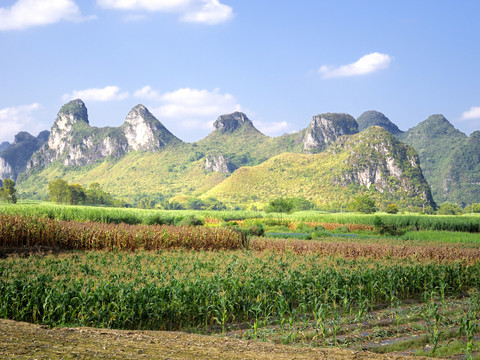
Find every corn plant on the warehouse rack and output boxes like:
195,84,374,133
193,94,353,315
459,292,480,360
422,291,443,356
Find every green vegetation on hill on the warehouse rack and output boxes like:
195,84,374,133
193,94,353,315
356,110,403,135
18,143,228,204
196,121,303,169
441,131,480,204
398,115,468,204
15,101,443,209
18,127,434,210
205,127,434,209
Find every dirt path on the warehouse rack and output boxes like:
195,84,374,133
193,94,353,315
0,319,432,360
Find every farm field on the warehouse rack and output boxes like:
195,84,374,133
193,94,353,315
1,203,480,359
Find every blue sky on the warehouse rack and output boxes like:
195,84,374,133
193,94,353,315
1,0,480,143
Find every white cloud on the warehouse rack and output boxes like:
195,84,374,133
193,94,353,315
136,87,240,130
62,86,129,102
0,0,91,31
255,121,292,136
180,0,233,25
461,106,480,120
319,52,393,79
97,0,233,25
0,103,47,142
134,85,161,100
157,88,240,121
97,0,191,11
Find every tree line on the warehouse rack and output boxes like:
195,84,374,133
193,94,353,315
48,179,121,206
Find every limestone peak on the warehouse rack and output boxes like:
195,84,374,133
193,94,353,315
213,112,255,133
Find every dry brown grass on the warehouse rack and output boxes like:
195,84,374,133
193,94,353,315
0,318,429,360
251,237,480,263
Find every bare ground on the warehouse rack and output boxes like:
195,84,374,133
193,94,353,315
0,319,433,360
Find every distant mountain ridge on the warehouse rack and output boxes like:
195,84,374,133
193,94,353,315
16,99,438,209
0,130,49,184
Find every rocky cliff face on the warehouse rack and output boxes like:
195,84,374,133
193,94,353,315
212,112,258,134
122,105,179,151
204,154,236,174
329,126,435,207
303,113,359,153
0,130,50,181
27,99,181,171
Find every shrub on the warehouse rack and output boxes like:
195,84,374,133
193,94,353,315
247,224,265,237
386,204,399,214
175,215,204,226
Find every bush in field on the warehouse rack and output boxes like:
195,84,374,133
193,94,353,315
349,195,377,214
295,222,312,232
385,203,399,214
373,216,404,236
247,224,265,236
175,215,204,226
312,224,331,238
437,202,464,215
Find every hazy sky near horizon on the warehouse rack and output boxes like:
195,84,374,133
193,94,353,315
1,0,480,143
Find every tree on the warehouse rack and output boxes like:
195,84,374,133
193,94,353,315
349,195,377,214
137,197,156,209
186,197,207,210
1,178,17,204
265,198,294,214
48,179,70,203
85,182,114,205
289,197,315,211
68,183,86,205
437,202,463,215
465,203,480,214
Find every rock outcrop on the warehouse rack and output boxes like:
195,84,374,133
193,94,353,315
122,105,179,151
27,99,181,171
329,126,434,206
204,154,236,174
213,112,257,134
303,113,359,153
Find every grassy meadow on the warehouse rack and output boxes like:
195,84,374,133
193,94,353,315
1,202,480,358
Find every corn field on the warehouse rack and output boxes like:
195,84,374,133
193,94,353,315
1,251,479,332
0,214,244,251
